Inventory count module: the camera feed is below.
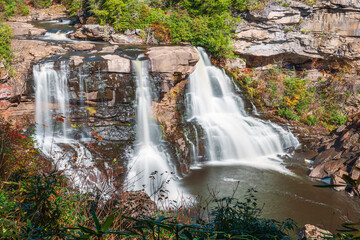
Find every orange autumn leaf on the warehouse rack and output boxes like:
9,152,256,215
56,117,65,123
97,135,103,140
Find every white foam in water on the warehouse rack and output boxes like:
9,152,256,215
34,61,114,198
223,177,240,182
186,47,300,173
46,20,73,25
39,30,74,41
127,60,189,205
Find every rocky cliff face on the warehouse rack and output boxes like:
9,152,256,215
235,0,360,68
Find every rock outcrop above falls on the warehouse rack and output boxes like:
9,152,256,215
1,39,67,121
235,0,360,67
147,46,199,94
69,24,144,44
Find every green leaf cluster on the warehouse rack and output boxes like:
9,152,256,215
0,23,12,68
0,0,29,20
85,0,251,57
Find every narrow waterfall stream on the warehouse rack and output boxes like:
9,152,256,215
127,60,187,204
34,61,115,197
186,48,299,171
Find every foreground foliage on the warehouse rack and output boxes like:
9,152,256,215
1,118,360,239
0,118,296,239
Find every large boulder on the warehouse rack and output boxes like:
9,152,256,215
102,55,131,73
299,224,332,239
146,46,200,92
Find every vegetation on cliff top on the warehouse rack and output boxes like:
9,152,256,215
73,0,267,57
0,23,12,70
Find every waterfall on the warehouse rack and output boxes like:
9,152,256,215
34,61,114,197
186,48,299,173
127,60,186,203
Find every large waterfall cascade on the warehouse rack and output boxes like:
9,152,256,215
34,61,114,197
127,60,187,203
186,48,300,173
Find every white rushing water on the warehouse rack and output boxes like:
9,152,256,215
186,48,299,173
34,61,114,197
39,30,74,41
127,60,187,204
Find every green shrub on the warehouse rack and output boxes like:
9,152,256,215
279,107,299,120
0,0,29,20
32,0,52,8
88,0,238,57
303,114,319,125
69,0,83,15
328,109,347,125
0,23,13,68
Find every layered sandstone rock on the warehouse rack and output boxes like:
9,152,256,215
234,0,360,67
69,24,144,44
6,22,46,36
146,46,199,93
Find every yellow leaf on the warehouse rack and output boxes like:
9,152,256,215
86,107,96,115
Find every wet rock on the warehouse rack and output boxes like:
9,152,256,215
309,159,346,178
99,45,118,53
299,224,332,239
70,42,95,51
152,80,191,175
70,56,84,66
331,170,347,191
102,55,131,73
313,148,342,165
350,157,360,180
